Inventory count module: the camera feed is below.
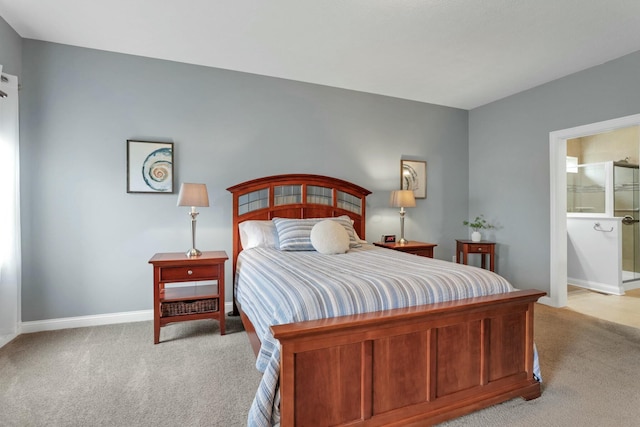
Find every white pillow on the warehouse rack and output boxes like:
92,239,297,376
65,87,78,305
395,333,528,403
355,232,367,244
273,215,360,251
239,220,279,249
310,220,350,255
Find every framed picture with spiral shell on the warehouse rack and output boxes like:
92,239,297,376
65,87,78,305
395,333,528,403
126,140,174,193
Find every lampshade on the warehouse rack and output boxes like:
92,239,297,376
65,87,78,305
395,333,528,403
390,190,416,208
177,183,209,207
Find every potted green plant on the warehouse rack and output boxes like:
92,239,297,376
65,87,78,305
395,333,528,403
463,215,495,242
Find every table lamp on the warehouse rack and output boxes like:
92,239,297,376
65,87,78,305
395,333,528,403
177,183,209,257
390,189,416,244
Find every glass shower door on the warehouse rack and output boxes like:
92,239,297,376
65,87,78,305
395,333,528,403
614,162,640,282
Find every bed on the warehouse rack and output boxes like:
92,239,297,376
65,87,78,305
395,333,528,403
227,174,544,427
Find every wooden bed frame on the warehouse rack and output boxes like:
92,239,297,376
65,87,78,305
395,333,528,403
227,174,544,427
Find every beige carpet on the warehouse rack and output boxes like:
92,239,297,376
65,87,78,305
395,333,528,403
439,303,640,426
0,316,261,426
1,305,639,426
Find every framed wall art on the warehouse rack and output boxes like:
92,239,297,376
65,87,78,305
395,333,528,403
127,140,174,193
400,159,426,199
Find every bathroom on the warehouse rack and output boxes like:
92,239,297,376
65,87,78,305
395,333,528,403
566,126,640,295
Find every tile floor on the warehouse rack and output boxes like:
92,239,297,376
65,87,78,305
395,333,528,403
567,285,640,329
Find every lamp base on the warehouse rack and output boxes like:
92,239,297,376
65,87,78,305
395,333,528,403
398,238,409,245
186,248,202,257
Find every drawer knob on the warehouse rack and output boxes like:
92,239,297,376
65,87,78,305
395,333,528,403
187,270,193,275
478,248,482,251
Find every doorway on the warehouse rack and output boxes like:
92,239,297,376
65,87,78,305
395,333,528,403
567,129,640,292
549,113,640,308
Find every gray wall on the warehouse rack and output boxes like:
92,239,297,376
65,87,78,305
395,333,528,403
469,50,640,293
9,17,640,320
19,40,469,321
0,15,21,76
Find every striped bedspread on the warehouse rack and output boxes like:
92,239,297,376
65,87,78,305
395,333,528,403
236,244,520,427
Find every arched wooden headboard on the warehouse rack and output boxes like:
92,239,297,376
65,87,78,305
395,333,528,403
226,174,372,313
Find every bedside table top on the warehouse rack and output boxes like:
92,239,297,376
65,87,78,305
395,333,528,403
149,251,228,265
373,241,437,250
455,240,495,245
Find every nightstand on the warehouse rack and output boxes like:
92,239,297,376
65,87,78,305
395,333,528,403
456,240,495,272
149,251,228,344
373,241,437,258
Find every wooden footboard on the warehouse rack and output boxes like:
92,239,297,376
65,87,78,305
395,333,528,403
271,289,545,427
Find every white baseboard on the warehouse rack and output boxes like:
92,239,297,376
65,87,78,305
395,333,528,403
568,278,624,296
623,281,640,291
536,295,555,307
19,302,234,334
0,333,19,349
20,310,154,333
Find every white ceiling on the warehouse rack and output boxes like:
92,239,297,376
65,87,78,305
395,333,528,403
2,0,640,109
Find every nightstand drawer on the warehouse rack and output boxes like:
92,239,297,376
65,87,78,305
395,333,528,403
160,265,217,281
373,241,436,258
410,248,434,258
467,244,489,253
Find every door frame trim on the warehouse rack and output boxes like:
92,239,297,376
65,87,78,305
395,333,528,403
548,113,640,307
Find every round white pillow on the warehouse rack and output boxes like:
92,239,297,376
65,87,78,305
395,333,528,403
310,220,350,255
